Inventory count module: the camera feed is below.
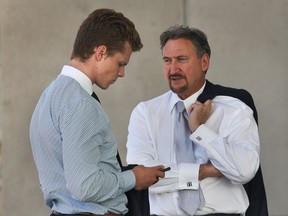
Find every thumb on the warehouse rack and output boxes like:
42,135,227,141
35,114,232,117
204,99,212,105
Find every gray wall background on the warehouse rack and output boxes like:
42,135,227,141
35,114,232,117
1,0,287,215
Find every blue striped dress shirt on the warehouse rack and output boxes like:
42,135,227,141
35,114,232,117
30,65,135,214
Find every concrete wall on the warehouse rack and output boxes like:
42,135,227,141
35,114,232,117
1,0,287,215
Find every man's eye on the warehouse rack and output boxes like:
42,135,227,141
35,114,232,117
163,59,171,64
178,58,188,62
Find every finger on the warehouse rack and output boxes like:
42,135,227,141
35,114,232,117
154,165,165,171
189,105,194,113
204,99,212,106
194,100,203,105
159,171,165,178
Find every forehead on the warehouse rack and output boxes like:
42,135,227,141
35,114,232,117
112,42,132,61
162,38,196,56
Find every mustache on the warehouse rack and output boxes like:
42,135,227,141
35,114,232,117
169,73,185,79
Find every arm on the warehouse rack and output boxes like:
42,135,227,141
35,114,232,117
188,100,223,180
189,98,260,184
61,99,135,202
199,162,223,180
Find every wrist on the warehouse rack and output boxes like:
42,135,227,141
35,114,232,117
191,123,201,132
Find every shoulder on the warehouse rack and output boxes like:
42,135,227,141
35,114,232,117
205,81,258,122
213,95,252,112
210,96,255,130
215,84,253,101
206,80,257,110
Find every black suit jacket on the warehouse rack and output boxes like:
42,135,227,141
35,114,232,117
124,80,268,216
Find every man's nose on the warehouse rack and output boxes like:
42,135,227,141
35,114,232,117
170,60,179,74
118,68,125,77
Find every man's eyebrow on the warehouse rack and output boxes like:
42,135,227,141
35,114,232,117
162,55,188,60
177,55,189,59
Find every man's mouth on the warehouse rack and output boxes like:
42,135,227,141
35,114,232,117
170,75,184,81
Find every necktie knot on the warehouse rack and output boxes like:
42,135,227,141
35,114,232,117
176,101,185,114
176,101,188,121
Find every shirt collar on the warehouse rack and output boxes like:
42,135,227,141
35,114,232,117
169,81,206,113
60,65,93,95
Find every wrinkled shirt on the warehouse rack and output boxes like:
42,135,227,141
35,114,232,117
126,85,260,215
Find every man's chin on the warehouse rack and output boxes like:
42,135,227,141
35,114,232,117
98,84,109,90
170,86,183,94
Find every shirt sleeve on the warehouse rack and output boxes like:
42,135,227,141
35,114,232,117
60,98,135,202
177,163,200,190
190,100,260,184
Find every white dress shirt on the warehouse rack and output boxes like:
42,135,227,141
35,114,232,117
126,83,260,215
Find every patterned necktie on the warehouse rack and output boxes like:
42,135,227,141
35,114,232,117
174,101,204,215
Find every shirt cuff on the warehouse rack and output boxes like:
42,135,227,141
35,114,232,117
119,170,136,192
190,124,218,148
177,163,200,190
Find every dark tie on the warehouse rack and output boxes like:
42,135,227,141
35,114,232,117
91,92,123,167
174,101,204,215
91,92,101,103
91,92,150,216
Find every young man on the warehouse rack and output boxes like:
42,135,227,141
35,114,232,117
126,26,262,215
30,9,164,216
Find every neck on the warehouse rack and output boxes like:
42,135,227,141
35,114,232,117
69,58,93,82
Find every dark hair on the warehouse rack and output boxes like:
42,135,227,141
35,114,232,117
71,8,143,61
160,25,211,58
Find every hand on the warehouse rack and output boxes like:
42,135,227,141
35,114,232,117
132,165,165,190
199,162,223,180
188,100,212,131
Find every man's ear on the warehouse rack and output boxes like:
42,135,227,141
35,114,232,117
94,45,107,61
201,53,210,72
